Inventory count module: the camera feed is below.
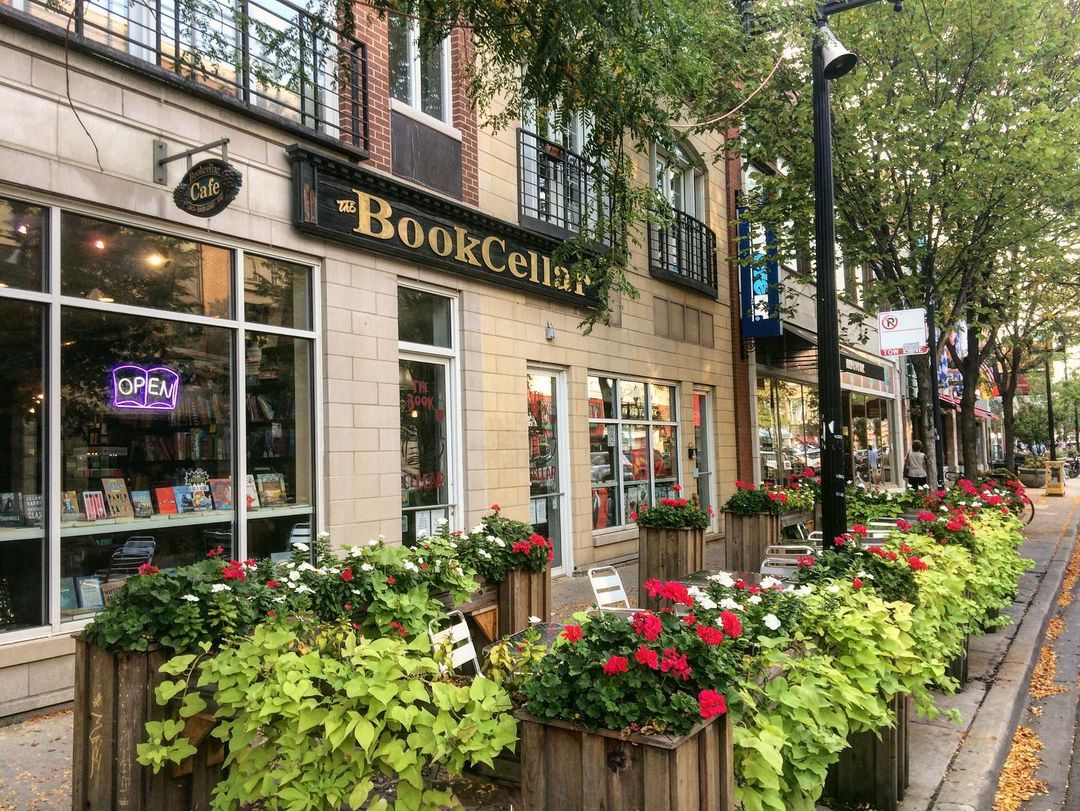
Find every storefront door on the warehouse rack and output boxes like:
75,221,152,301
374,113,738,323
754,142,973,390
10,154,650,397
692,391,716,532
527,369,570,573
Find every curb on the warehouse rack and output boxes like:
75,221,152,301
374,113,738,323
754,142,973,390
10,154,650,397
930,501,1080,810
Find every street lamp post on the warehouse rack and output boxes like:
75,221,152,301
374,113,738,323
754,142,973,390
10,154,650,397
813,0,902,550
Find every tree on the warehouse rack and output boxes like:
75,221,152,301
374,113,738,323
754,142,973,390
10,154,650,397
1014,402,1049,451
739,0,1080,482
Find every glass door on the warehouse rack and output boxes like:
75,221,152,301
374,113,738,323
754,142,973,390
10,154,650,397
692,391,716,532
527,370,570,572
400,357,453,545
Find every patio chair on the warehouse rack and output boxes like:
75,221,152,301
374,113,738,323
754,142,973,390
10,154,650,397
587,566,644,617
764,544,816,559
428,610,482,676
760,557,801,580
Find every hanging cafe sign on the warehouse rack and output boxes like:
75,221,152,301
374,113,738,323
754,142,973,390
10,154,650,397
287,146,598,307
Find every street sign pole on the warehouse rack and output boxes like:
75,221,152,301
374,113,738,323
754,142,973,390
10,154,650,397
925,290,946,488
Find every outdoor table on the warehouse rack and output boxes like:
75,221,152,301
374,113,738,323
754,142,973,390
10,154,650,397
482,621,562,657
679,569,765,587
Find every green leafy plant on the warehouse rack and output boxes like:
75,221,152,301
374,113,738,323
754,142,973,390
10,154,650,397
138,620,518,811
722,481,814,516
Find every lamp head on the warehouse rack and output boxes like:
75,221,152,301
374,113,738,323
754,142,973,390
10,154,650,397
818,25,858,80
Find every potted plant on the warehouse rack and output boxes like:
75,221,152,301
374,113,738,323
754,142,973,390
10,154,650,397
1017,454,1045,488
720,481,813,572
518,604,737,811
631,484,711,610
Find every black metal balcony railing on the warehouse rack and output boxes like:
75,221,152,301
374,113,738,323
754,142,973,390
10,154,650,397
2,0,369,153
517,129,611,242
649,211,718,298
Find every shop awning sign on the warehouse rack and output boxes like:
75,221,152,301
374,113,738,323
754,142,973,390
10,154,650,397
878,308,928,357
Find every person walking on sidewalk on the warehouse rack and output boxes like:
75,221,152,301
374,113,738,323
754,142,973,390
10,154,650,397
905,440,928,489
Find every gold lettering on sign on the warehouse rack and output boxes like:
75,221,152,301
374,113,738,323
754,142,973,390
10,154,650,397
328,187,590,300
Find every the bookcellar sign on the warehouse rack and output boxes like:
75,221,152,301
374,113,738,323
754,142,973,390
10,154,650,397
288,146,597,307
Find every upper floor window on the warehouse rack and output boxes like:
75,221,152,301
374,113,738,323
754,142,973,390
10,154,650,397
388,15,451,124
654,144,705,220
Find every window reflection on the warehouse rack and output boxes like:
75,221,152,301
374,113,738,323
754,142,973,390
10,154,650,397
0,197,46,292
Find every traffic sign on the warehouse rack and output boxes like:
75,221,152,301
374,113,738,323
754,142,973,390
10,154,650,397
878,308,928,357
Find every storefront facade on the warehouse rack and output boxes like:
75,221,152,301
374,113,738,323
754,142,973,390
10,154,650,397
0,0,740,715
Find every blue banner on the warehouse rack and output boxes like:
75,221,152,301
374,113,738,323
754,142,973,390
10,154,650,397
738,206,782,338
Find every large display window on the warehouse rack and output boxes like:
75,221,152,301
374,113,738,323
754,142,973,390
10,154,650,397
0,195,319,634
589,375,680,531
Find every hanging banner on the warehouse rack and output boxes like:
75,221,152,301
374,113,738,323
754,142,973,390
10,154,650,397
738,205,782,338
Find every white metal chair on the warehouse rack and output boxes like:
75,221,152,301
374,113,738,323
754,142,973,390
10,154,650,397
428,610,482,675
760,557,801,580
764,544,816,558
587,566,643,616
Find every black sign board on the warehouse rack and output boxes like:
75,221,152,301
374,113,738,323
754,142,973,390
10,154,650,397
841,352,887,382
287,145,597,307
174,159,242,217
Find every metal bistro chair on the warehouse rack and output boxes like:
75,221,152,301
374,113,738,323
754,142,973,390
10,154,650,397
587,566,644,618
764,544,816,559
760,557,801,581
428,610,482,676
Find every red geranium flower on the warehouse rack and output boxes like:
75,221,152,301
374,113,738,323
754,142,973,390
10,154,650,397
634,645,659,669
602,655,629,676
720,611,742,639
851,524,868,536
797,556,815,567
386,576,395,585
682,613,697,627
222,560,246,580
632,611,663,641
629,511,638,520
907,556,928,571
561,624,584,643
896,519,913,531
138,563,159,576
490,503,501,511
341,567,354,582
659,648,692,680
696,625,724,645
388,620,408,637
852,577,863,590
917,511,935,522
672,483,683,492
267,609,276,618
206,546,225,558
698,689,727,719
512,541,532,555
344,603,352,611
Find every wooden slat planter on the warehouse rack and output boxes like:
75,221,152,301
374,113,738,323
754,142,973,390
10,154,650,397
722,512,779,572
439,577,501,646
515,711,734,811
638,526,705,611
946,633,970,687
824,692,910,811
72,635,224,811
498,568,552,635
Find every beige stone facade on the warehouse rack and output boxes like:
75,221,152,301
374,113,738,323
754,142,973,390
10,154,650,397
0,11,741,716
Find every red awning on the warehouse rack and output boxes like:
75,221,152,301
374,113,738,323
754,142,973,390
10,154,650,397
938,393,991,420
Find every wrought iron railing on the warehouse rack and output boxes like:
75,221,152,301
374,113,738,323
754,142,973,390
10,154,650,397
2,0,369,152
518,128,611,241
649,210,718,297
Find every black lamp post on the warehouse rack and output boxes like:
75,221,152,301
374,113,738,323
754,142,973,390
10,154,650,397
814,0,903,550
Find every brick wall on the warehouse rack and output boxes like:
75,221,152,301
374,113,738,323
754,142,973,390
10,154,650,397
451,27,479,206
353,8,391,171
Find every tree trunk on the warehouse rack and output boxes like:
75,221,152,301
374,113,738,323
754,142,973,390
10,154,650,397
912,354,939,486
1002,390,1016,470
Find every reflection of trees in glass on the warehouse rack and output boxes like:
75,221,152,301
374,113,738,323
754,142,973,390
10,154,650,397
0,198,45,291
399,361,447,507
62,214,229,318
244,255,309,328
0,300,44,496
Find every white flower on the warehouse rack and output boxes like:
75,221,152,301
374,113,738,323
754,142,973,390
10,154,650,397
486,535,497,543
292,542,310,552
348,546,362,556
298,562,316,573
694,594,717,611
368,539,380,547
940,505,949,512
317,532,330,541
492,538,505,548
528,615,542,624
289,570,302,581
211,583,230,593
759,576,782,590
360,563,374,573
748,595,762,605
378,534,385,542
826,584,841,594
436,518,448,527
416,528,429,539
790,585,814,597
719,598,743,611
708,572,735,588
403,560,419,573
471,525,484,535
763,614,782,631
478,549,491,559
294,583,311,594
181,594,199,602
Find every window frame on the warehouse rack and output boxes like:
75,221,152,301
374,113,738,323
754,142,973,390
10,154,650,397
397,282,462,541
388,15,453,127
0,188,323,641
588,374,681,535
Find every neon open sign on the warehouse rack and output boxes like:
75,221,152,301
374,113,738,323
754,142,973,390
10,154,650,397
111,364,181,411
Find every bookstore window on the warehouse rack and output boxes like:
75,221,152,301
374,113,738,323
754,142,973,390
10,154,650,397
0,298,46,632
0,196,46,292
589,376,679,531
398,286,456,546
59,308,235,620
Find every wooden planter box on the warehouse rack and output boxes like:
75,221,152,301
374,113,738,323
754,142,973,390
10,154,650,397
946,633,970,687
498,568,552,635
439,576,501,647
722,512,780,572
1017,467,1043,489
638,526,705,611
516,711,734,811
72,636,224,810
824,692,910,811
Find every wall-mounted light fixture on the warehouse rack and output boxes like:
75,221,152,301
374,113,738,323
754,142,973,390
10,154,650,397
545,322,555,341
